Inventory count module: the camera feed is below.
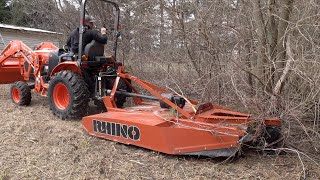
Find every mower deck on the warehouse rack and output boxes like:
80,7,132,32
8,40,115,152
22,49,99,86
82,102,253,157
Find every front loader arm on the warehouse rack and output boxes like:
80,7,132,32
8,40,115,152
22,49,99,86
0,40,39,82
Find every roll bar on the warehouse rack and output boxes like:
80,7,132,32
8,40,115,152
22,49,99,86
78,0,120,64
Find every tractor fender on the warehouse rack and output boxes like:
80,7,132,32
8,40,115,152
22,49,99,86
50,62,82,77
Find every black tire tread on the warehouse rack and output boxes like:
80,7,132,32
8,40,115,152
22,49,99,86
10,81,32,106
115,79,128,108
49,70,89,120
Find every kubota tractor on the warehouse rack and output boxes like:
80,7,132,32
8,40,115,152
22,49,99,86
0,1,130,119
0,0,282,158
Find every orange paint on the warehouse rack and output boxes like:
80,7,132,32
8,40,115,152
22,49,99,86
53,83,70,110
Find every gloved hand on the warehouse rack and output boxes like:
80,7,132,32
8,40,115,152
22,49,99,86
101,27,107,35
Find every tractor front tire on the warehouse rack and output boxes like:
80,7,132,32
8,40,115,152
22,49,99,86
10,81,31,106
48,71,89,120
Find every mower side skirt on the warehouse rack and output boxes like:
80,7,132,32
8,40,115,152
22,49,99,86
180,148,239,157
82,110,243,157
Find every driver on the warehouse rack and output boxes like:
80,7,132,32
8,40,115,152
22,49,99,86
66,15,108,54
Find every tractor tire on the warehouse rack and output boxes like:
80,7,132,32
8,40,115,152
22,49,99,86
94,99,107,112
10,81,32,106
104,78,130,108
48,70,89,120
115,79,128,108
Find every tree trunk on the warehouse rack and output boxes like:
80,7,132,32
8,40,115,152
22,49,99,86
276,0,294,80
252,0,270,93
160,0,164,48
171,0,176,48
267,0,278,60
274,35,294,96
271,34,294,113
266,0,278,88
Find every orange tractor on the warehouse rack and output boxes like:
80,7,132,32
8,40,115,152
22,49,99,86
0,0,281,157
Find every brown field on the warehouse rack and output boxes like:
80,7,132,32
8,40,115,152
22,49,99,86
0,84,319,180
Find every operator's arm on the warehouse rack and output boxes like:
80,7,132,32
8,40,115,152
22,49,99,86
66,34,71,47
90,28,108,44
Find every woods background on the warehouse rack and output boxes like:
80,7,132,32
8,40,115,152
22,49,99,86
1,0,319,158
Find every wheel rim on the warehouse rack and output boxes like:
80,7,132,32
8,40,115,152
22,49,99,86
12,87,20,103
53,83,70,110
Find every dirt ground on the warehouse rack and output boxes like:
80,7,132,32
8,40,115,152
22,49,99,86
0,85,319,180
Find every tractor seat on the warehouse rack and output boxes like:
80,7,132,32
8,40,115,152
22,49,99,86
84,40,105,61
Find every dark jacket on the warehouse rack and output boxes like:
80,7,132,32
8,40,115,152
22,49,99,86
66,27,108,53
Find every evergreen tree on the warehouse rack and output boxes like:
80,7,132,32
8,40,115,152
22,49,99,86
0,0,10,23
8,0,31,26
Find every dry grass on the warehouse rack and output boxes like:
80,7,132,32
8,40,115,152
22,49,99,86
0,84,319,179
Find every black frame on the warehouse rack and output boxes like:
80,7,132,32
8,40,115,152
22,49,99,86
78,0,120,64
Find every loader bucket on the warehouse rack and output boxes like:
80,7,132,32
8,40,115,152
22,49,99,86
0,40,36,84
0,57,24,84
0,40,58,84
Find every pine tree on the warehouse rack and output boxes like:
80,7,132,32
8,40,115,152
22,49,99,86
8,0,31,26
0,0,10,23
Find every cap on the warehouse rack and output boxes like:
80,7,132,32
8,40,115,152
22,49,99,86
85,15,96,23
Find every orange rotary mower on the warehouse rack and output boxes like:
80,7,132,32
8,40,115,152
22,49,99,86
0,0,281,157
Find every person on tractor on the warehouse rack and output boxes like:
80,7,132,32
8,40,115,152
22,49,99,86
66,15,108,54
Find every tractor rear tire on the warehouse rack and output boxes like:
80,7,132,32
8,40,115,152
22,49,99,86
105,78,129,108
10,81,32,106
115,79,129,108
94,99,107,112
48,70,89,120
